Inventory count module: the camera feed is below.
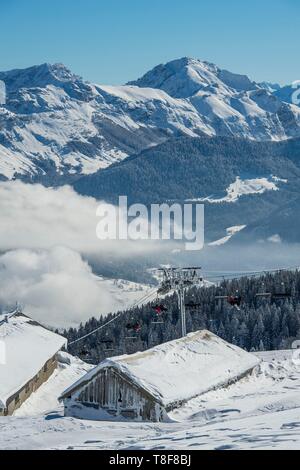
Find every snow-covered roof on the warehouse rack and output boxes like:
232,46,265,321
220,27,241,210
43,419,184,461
61,330,260,407
0,312,67,409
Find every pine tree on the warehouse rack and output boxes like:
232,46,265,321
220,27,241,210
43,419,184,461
65,270,300,363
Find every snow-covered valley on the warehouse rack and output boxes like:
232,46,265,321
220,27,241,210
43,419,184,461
1,350,299,450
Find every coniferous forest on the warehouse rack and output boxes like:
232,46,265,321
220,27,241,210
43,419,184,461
65,270,300,364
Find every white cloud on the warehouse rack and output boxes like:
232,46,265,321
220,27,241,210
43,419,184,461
0,247,149,329
0,181,173,256
267,234,282,244
0,181,180,328
0,181,116,254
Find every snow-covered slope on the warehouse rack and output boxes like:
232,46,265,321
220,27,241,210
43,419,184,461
0,64,127,180
63,330,259,409
0,311,67,409
14,352,92,417
129,57,258,98
129,58,300,140
91,277,152,321
208,225,247,246
1,350,299,449
275,83,300,106
195,176,283,203
0,62,204,181
1,59,300,181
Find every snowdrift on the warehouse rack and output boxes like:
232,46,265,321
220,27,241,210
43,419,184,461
62,330,260,410
0,312,67,410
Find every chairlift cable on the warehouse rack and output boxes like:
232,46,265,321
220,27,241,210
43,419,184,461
68,287,158,346
68,265,300,347
203,266,300,282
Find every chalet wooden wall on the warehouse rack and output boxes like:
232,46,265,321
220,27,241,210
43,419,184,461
0,355,58,416
65,367,164,422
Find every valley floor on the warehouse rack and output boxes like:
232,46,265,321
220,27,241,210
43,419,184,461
0,351,299,450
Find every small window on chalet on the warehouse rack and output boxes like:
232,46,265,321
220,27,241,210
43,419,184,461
43,363,48,373
15,394,20,405
25,383,30,394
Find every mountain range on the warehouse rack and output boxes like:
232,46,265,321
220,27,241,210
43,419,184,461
74,136,300,244
0,58,300,183
1,57,300,247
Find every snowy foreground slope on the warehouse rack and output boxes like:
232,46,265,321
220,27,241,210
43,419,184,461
13,352,93,417
64,330,259,411
0,350,300,449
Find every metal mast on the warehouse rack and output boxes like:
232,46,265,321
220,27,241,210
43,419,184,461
157,267,203,338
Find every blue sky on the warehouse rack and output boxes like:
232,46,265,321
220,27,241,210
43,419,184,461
0,0,299,85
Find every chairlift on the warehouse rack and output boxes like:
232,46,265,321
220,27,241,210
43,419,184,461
99,331,115,352
157,281,172,296
255,292,272,298
152,304,168,315
215,295,228,307
215,292,242,309
79,346,95,363
215,285,225,304
101,339,115,352
272,282,292,301
254,281,272,304
227,295,242,308
151,304,167,324
255,292,272,307
272,292,292,300
125,321,142,340
151,318,164,325
79,346,90,357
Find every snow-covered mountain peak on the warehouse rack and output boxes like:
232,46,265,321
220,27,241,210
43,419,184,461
259,81,281,93
128,57,258,98
0,63,80,93
0,58,300,181
45,63,79,82
128,57,218,98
